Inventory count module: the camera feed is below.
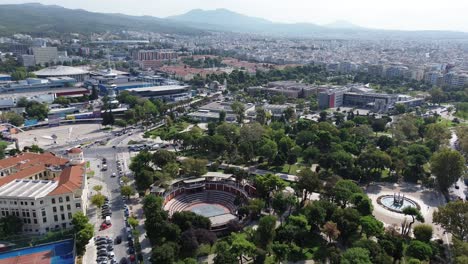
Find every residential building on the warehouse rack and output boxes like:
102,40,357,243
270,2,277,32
30,47,58,66
133,50,178,69
0,149,87,234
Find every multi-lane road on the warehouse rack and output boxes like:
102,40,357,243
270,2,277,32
57,129,144,264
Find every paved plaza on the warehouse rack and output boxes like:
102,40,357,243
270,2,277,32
13,124,109,150
366,182,449,241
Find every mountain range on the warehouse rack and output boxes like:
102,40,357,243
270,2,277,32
0,3,467,40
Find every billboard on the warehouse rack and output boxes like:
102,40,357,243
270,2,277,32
24,119,38,127
48,114,60,127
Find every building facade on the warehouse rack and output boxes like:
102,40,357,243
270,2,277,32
0,150,88,234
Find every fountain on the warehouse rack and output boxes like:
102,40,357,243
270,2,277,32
377,193,420,213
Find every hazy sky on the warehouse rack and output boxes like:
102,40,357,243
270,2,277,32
3,0,468,31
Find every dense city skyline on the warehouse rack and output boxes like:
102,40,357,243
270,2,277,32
3,0,468,32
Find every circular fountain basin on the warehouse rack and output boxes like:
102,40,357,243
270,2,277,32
377,195,420,213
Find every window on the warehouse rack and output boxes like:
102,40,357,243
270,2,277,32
59,197,63,203
68,213,72,219
33,219,37,224
66,196,70,202
20,201,23,205
42,210,46,217
60,206,64,211
40,200,43,205
31,202,34,206
53,207,57,213
67,205,71,210
43,217,47,223
61,214,65,220
54,215,58,222
25,202,28,205
51,198,55,204
32,212,36,218
62,223,66,228
75,203,81,208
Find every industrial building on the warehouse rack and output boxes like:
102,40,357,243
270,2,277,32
126,85,191,102
0,74,12,83
0,149,88,234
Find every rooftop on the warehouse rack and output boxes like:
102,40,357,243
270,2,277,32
126,85,189,93
67,148,82,154
34,66,88,76
0,179,58,199
0,152,85,197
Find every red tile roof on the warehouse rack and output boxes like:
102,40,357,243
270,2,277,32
0,152,84,196
0,164,45,186
48,165,85,195
0,152,68,170
67,148,82,154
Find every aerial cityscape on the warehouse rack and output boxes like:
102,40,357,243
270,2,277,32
0,1,466,264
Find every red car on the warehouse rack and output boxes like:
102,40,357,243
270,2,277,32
129,255,136,262
99,222,112,231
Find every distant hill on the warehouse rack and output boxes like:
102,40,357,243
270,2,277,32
0,3,200,36
0,4,467,40
169,8,468,40
324,20,363,30
167,8,325,36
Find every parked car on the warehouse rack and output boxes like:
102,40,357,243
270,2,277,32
115,235,122,244
100,222,112,231
128,247,135,254
95,236,109,241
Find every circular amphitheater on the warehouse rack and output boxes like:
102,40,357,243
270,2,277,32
161,174,255,231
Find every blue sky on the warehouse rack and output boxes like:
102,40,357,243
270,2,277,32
2,0,468,32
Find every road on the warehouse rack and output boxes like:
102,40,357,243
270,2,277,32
448,131,467,201
40,127,147,264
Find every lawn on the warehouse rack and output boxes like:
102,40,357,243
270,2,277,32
144,121,189,139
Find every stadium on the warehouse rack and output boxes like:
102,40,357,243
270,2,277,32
155,172,256,231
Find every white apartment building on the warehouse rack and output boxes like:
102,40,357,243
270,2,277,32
31,47,58,66
0,149,88,234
